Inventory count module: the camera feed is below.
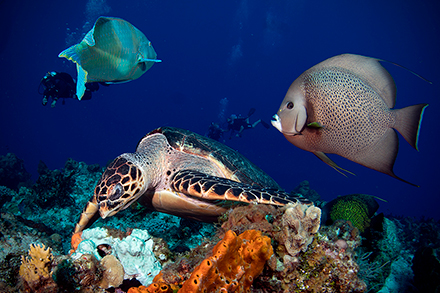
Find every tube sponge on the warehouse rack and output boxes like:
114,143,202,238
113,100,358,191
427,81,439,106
179,229,273,292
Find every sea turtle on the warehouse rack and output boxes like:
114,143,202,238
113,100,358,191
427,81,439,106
73,126,312,235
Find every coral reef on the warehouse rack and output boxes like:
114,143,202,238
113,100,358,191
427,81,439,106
32,159,88,209
19,243,57,292
0,153,32,191
412,246,440,292
322,194,379,232
2,154,440,292
0,211,63,291
72,227,162,285
291,180,321,203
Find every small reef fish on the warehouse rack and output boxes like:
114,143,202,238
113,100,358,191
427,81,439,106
59,16,161,100
271,53,428,186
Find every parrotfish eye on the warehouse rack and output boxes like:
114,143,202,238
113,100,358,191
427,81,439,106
286,101,294,109
109,183,123,201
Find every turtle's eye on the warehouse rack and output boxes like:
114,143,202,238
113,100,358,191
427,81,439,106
109,183,123,201
286,101,294,109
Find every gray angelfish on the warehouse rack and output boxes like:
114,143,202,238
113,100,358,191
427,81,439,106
271,53,428,186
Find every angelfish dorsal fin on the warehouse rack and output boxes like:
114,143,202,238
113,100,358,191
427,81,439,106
313,54,397,108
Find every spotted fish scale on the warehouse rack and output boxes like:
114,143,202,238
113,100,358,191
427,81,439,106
303,68,394,157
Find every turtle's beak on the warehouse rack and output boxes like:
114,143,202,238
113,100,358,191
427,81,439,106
98,201,119,219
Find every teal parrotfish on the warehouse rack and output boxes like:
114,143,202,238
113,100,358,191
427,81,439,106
271,53,428,186
58,16,161,100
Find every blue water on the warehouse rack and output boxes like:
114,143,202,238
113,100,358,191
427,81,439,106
0,0,439,219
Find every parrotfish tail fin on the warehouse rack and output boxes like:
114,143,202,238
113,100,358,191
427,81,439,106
58,45,88,100
140,58,162,63
83,26,96,46
76,64,88,100
58,44,82,63
314,151,356,177
394,103,428,151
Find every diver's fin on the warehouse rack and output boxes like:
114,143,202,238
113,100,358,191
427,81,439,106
139,58,162,63
58,45,82,65
247,108,256,117
261,120,270,129
314,151,356,177
76,64,88,100
307,122,324,129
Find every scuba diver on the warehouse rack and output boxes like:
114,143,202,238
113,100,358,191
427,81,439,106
226,108,270,139
206,122,226,141
38,71,100,108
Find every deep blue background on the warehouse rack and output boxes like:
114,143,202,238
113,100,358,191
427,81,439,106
1,0,439,219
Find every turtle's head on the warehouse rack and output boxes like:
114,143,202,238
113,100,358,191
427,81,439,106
94,155,146,219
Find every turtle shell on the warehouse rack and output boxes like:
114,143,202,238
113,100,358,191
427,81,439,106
139,126,281,190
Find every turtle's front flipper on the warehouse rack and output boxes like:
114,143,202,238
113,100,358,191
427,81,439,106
171,170,312,206
71,199,99,252
73,198,99,234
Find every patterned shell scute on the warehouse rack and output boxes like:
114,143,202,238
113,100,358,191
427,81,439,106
140,127,281,189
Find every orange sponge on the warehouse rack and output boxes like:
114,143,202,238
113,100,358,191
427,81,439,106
179,229,273,292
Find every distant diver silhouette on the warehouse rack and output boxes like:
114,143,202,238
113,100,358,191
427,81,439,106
206,122,226,141
38,71,100,107
226,108,270,139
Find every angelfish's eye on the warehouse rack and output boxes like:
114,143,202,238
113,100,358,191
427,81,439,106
286,101,294,109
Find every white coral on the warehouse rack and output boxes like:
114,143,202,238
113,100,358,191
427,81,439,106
72,227,162,285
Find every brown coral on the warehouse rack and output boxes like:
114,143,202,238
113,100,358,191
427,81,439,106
99,254,124,289
275,202,321,260
19,243,57,292
179,229,273,292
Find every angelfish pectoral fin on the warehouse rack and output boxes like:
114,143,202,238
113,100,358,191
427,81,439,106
307,122,324,129
314,151,356,177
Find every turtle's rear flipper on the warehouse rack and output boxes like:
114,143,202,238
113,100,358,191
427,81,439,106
170,170,312,206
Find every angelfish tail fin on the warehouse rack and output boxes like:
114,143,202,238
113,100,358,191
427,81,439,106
394,103,428,151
